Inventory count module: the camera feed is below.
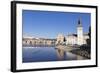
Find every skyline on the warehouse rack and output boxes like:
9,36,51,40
22,10,91,38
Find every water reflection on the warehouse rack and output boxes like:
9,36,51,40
55,48,66,60
22,47,86,63
55,46,86,61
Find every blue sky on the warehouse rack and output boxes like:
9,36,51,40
22,10,91,38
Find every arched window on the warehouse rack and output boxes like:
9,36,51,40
25,41,27,43
30,41,32,45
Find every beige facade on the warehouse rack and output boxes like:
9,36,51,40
56,34,64,45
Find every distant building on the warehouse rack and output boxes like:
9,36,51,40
23,37,56,47
65,19,89,45
56,34,64,45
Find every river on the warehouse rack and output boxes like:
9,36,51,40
22,47,85,63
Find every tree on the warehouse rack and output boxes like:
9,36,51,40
86,26,91,45
88,26,91,45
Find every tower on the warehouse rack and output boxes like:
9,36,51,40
77,19,83,45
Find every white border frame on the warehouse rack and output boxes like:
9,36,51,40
15,2,97,70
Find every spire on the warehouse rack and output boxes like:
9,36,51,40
78,18,82,27
78,19,81,24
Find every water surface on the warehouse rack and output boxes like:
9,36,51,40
22,47,83,63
